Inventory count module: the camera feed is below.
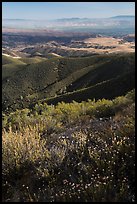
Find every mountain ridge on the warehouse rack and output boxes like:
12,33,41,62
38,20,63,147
3,15,135,21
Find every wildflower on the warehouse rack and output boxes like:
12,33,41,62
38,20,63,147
76,184,80,188
63,179,68,184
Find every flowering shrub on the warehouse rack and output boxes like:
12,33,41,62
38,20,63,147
2,90,135,202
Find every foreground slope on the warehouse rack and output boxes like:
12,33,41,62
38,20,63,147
2,90,135,202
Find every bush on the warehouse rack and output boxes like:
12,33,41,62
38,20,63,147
2,90,135,202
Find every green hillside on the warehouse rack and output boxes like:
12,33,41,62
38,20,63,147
2,55,24,65
2,55,26,80
67,53,135,91
2,52,135,112
19,56,47,64
43,71,135,105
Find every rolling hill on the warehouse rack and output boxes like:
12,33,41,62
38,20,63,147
2,52,135,112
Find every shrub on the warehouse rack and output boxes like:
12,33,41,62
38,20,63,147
2,91,135,202
2,127,49,174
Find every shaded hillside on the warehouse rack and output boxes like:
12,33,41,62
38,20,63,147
2,53,135,112
66,53,135,91
43,71,135,105
2,33,92,47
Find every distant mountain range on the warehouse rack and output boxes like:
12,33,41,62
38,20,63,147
110,15,135,19
2,15,135,32
3,15,135,21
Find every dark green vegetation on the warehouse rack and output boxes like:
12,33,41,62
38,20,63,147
2,52,135,113
2,90,135,202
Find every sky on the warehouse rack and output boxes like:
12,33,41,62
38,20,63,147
2,2,135,20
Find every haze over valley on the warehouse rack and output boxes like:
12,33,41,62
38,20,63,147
3,14,135,59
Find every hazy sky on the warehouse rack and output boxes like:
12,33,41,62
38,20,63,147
2,2,135,20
